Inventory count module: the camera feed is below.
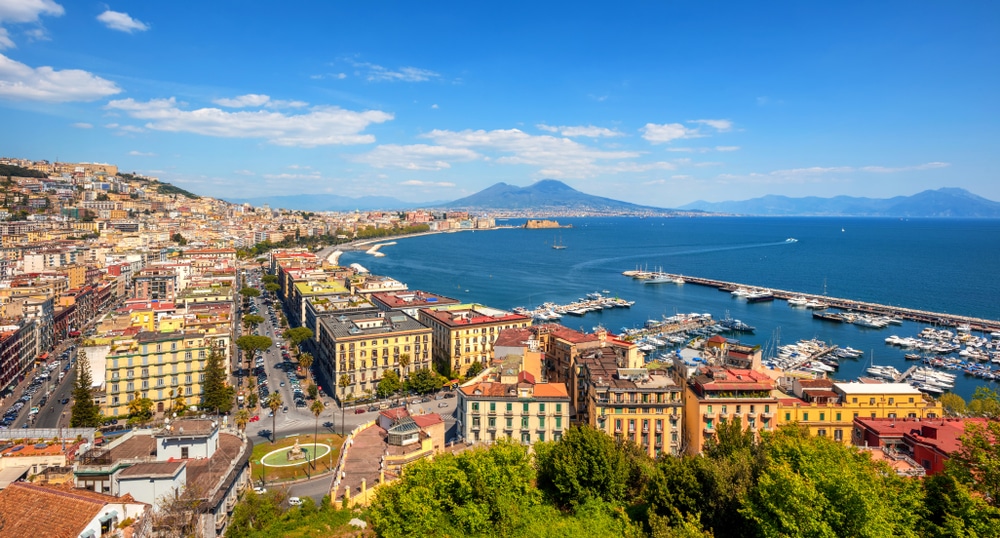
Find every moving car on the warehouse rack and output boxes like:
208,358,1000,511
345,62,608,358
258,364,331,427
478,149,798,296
288,496,302,506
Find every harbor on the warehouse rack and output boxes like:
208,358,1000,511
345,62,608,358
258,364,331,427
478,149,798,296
513,291,635,321
622,270,1000,333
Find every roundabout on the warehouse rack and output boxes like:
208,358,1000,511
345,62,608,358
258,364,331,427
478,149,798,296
261,441,333,468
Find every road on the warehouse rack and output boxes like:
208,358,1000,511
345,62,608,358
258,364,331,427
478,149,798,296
3,339,79,431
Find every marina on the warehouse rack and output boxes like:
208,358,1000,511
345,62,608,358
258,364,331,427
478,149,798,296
622,270,1000,333
513,292,635,321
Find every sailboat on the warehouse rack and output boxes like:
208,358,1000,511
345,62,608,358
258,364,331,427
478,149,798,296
552,234,566,250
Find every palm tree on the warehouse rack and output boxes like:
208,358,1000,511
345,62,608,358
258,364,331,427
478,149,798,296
298,352,313,383
399,352,411,379
338,374,350,436
310,399,324,469
235,408,250,433
266,392,282,444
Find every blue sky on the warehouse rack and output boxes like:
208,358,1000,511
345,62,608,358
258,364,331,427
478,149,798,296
0,1,997,206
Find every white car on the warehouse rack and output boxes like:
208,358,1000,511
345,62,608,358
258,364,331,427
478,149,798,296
288,496,302,506
253,486,266,495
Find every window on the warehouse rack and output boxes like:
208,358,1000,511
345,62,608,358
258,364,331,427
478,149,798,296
836,412,842,421
555,416,562,429
472,402,479,411
488,418,496,428
819,412,825,421
490,402,495,412
539,403,546,412
522,402,529,412
181,447,189,459
521,417,529,428
834,429,843,441
506,403,512,412
785,412,791,421
556,403,562,413
869,398,876,405
506,418,512,428
538,417,545,429
803,412,809,421
817,429,827,437
888,398,894,405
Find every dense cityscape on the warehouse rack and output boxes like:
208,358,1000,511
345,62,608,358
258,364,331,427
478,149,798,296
0,157,995,537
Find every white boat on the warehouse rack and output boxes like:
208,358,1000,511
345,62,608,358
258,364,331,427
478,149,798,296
787,296,809,307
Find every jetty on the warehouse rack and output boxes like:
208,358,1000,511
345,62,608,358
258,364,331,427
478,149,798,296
514,293,634,321
623,271,1000,333
365,241,396,257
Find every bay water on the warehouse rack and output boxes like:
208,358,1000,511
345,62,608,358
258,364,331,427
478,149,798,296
340,217,1000,400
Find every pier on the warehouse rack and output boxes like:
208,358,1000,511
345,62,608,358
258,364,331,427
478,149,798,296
515,293,634,321
623,271,1000,333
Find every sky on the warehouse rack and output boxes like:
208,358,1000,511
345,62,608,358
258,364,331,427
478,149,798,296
0,1,997,207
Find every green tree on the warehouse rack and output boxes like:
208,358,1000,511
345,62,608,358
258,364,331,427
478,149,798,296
239,286,261,299
376,370,401,399
368,439,540,537
264,282,280,295
172,391,188,416
307,383,319,400
235,408,250,433
266,392,283,443
310,399,324,469
283,327,314,351
945,419,1000,507
70,350,102,427
242,314,264,331
261,274,278,284
338,374,351,435
398,352,411,378
126,392,154,425
201,347,235,414
940,392,967,416
406,367,441,395
226,488,285,536
535,425,643,509
465,360,485,378
922,469,1000,537
967,387,1000,418
171,232,187,246
236,335,273,368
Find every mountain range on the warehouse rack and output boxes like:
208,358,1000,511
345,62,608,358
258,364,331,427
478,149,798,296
679,188,1000,217
226,183,1000,218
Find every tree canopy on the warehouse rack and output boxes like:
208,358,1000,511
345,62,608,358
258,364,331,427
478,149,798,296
70,351,102,427
201,347,235,414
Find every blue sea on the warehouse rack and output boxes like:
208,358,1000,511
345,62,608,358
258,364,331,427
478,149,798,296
339,217,1000,400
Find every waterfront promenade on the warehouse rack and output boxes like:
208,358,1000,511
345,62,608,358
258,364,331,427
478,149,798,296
632,272,1000,333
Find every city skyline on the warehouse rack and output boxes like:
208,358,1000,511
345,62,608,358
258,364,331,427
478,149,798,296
0,1,996,206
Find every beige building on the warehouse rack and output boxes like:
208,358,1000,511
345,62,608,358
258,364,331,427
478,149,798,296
418,303,531,376
683,366,780,455
457,370,571,445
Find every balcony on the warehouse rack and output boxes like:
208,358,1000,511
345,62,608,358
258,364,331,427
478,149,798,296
703,411,715,420
704,425,715,434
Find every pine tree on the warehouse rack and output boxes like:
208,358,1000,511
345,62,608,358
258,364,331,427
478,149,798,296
200,347,234,414
70,350,102,427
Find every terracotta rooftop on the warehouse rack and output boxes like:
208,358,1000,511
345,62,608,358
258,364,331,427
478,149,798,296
108,435,156,461
493,327,535,348
369,290,460,309
156,418,218,438
411,414,444,428
0,482,144,538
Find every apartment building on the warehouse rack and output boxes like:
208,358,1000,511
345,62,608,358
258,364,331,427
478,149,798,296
683,366,780,455
418,303,531,376
457,370,571,445
102,331,214,417
580,347,684,457
314,310,432,402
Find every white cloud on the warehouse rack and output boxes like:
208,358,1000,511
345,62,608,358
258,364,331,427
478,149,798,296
233,169,255,176
431,103,439,109
213,94,270,108
689,119,733,132
263,172,322,180
423,128,648,178
860,162,949,173
351,61,439,82
96,10,149,33
400,180,456,187
213,93,308,109
310,72,347,80
0,53,120,101
105,97,393,147
71,122,92,128
0,0,63,49
354,144,480,171
641,122,702,144
128,150,155,156
537,124,623,138
715,146,740,152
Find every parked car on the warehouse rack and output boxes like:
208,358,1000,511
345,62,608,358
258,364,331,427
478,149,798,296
354,407,366,414
288,497,302,506
253,486,267,494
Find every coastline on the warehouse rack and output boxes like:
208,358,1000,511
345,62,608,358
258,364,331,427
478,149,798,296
344,225,517,250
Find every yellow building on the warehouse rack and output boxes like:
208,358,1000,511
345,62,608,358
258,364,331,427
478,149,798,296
103,331,214,417
776,381,943,444
581,347,684,458
683,366,780,455
418,303,531,376
314,310,433,402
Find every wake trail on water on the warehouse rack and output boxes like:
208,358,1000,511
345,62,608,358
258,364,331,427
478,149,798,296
568,240,795,274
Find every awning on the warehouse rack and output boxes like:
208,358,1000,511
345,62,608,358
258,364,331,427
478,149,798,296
98,509,119,523
0,465,30,490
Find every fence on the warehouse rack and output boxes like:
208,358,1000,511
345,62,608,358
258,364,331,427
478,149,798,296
0,427,95,445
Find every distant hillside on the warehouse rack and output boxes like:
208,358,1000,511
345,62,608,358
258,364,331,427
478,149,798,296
226,193,424,212
679,188,1000,217
443,179,676,213
0,164,47,179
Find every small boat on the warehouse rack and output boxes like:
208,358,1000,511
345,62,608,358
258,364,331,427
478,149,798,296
904,353,921,360
785,238,798,243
